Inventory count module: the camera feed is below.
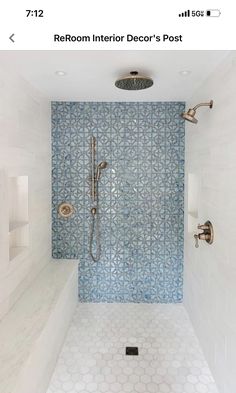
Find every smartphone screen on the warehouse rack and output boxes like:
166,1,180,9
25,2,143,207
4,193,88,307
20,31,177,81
0,2,236,393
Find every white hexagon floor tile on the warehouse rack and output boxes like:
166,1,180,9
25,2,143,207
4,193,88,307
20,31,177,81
47,304,219,393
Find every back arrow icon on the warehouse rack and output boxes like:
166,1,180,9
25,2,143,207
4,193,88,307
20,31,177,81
9,34,15,43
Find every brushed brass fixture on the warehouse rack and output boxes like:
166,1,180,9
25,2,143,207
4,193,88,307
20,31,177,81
91,207,97,215
58,202,75,218
194,220,214,248
90,136,108,200
89,136,108,262
115,71,153,90
181,100,213,124
96,161,108,181
91,136,96,201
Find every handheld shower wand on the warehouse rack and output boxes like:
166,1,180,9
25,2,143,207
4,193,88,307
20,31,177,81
96,161,108,181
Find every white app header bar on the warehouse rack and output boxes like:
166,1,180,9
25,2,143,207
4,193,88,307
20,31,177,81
0,0,235,50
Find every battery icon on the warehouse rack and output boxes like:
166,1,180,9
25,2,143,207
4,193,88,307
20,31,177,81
206,9,221,17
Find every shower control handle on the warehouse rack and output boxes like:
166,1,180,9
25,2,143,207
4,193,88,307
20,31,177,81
194,220,214,248
194,234,199,248
197,224,209,231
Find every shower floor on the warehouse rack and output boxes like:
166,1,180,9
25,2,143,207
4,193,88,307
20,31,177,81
47,304,218,393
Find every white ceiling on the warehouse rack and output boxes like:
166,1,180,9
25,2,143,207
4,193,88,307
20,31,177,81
0,51,230,101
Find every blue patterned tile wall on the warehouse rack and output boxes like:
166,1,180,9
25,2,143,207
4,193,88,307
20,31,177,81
52,102,185,303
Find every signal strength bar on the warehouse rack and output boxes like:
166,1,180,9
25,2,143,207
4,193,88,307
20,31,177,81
179,10,190,17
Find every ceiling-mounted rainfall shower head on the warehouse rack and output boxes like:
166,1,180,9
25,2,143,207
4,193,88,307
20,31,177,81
181,100,213,124
96,161,108,181
115,71,153,91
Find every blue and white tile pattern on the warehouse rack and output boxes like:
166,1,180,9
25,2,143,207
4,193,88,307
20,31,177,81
52,102,185,302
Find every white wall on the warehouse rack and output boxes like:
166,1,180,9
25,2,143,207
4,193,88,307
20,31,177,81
0,63,51,320
184,52,236,393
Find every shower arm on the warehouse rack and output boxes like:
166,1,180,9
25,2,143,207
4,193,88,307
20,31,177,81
192,101,213,111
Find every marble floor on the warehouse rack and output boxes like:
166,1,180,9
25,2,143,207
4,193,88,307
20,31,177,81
47,304,218,393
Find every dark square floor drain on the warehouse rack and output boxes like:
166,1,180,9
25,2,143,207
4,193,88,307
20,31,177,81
126,346,139,355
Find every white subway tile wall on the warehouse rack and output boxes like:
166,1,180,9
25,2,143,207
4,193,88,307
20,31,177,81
0,63,51,320
184,52,236,393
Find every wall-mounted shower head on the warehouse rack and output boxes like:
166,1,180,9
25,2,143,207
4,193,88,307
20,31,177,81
181,100,213,124
181,108,198,124
115,71,153,91
96,161,108,180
